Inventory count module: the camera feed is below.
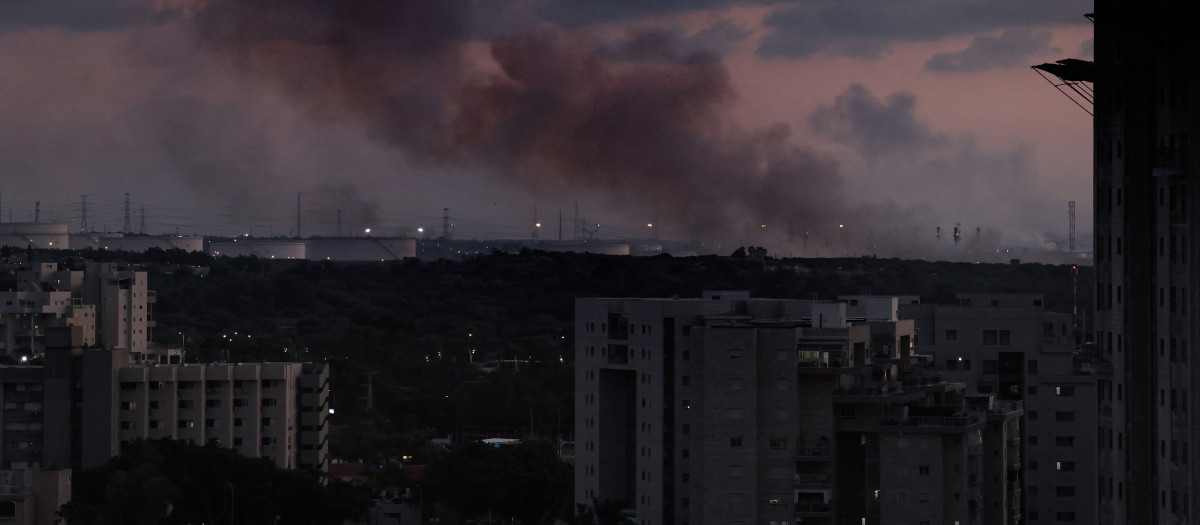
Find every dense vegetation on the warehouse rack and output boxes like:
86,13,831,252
60,439,371,524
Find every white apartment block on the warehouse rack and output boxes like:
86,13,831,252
0,262,153,359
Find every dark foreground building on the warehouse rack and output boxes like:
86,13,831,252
1093,3,1197,524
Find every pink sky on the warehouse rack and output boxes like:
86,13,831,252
0,0,1094,259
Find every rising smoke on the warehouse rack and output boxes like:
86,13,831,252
119,0,1070,260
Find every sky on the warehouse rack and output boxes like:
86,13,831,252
0,0,1094,260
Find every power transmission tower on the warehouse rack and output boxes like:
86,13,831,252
79,194,91,232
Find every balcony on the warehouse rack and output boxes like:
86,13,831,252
793,473,832,486
795,445,832,461
795,501,831,515
606,344,629,365
879,413,983,430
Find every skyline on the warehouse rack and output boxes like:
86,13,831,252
0,0,1093,257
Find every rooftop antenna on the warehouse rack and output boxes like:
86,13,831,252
35,201,40,223
953,223,962,247
443,208,450,241
140,205,146,234
1068,201,1076,253
123,193,131,233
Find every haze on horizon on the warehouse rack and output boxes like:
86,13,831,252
0,0,1093,261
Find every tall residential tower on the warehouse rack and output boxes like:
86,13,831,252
1093,4,1195,524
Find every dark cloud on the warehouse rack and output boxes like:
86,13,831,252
535,0,778,26
0,1,155,34
596,21,752,62
925,29,1056,72
758,0,1090,59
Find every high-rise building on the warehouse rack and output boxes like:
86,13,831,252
575,292,1022,525
1092,4,1193,524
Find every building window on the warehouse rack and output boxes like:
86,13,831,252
769,437,789,450
1056,386,1075,396
983,330,997,345
730,437,743,448
945,330,958,341
1056,411,1075,422
919,465,930,475
1056,436,1075,447
1057,486,1076,497
1057,461,1075,471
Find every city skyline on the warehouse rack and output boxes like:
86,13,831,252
0,1,1093,256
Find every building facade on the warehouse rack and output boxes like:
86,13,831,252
1092,4,1196,524
576,292,1022,525
901,293,1099,524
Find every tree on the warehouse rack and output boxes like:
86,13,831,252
425,439,572,524
60,439,371,524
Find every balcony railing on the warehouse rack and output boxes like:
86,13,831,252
880,413,982,428
793,473,831,485
795,501,831,514
795,445,832,459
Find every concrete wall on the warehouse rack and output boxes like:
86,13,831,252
70,235,204,253
0,223,68,250
306,238,416,261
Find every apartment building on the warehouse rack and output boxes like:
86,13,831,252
900,293,1098,524
0,326,329,474
1091,3,1195,523
0,262,153,359
102,359,329,471
576,292,1022,525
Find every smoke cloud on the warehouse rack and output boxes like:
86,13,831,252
173,0,878,249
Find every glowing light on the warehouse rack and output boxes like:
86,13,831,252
839,224,845,228
417,227,424,233
535,222,542,228
364,228,371,234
